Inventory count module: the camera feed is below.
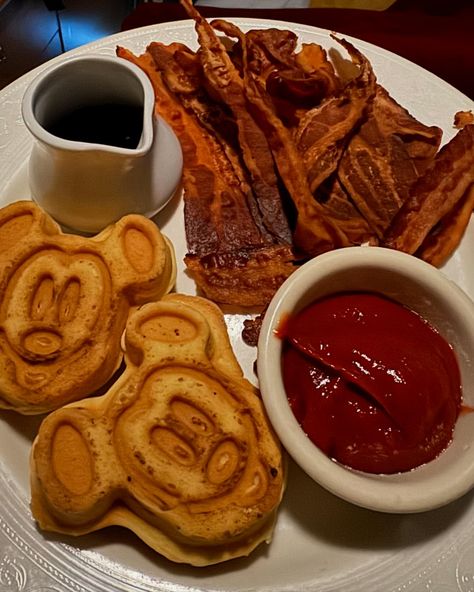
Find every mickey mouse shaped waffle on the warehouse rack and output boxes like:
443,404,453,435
30,294,284,565
0,201,176,414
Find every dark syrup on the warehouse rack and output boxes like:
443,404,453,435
46,103,143,149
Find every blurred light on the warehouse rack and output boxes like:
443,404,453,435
59,15,114,50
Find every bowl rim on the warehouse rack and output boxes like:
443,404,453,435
257,246,474,513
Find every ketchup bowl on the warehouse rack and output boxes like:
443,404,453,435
257,246,474,513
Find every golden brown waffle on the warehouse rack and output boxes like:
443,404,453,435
0,201,176,414
30,294,284,565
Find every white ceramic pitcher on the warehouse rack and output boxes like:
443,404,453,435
22,54,183,234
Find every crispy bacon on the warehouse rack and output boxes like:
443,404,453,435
235,27,340,126
337,113,419,238
179,0,293,246
117,45,296,307
383,125,474,254
117,47,260,253
294,36,377,195
454,110,474,129
185,246,296,308
416,183,474,267
120,5,474,311
212,18,350,256
317,175,377,245
370,86,442,175
338,120,417,239
146,41,274,244
336,85,442,238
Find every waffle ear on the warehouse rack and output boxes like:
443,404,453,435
123,299,211,368
0,201,60,258
94,214,176,305
31,405,120,528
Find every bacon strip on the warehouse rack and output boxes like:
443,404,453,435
337,85,442,238
117,46,258,254
237,27,340,127
185,246,297,308
383,125,474,254
370,86,442,175
117,45,296,307
416,183,474,267
212,19,350,256
338,114,418,239
294,36,377,194
179,0,292,246
146,41,273,244
317,175,377,245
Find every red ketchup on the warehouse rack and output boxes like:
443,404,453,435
281,292,462,474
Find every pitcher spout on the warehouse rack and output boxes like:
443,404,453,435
21,55,182,234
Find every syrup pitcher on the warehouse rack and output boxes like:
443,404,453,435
21,55,183,234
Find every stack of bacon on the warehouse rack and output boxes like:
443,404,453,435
117,0,474,313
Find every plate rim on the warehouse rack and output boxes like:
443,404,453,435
1,17,474,592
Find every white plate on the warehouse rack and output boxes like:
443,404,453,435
1,18,474,592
